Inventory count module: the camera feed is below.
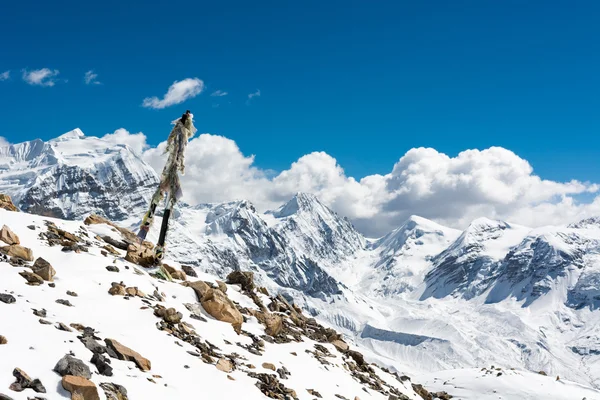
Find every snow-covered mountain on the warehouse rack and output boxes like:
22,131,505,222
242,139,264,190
4,129,600,393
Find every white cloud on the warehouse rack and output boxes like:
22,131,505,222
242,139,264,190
0,137,10,147
142,78,204,109
101,128,148,155
247,89,261,100
133,132,600,236
0,71,9,81
211,90,228,97
22,68,60,86
84,70,101,85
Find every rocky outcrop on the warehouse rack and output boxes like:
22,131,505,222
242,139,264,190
185,280,243,328
99,383,128,400
0,245,33,261
0,194,18,212
227,271,255,291
31,258,56,281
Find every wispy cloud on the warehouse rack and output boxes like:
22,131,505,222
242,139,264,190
248,89,261,100
84,70,101,85
211,90,228,97
22,68,60,87
142,78,204,109
0,71,9,81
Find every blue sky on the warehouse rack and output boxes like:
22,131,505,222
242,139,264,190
1,0,599,183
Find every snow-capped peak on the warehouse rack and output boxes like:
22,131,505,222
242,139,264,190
269,192,323,218
568,216,600,230
51,128,85,142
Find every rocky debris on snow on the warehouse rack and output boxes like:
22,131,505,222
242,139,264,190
32,308,46,317
162,263,186,280
181,265,197,277
332,340,349,352
184,303,208,322
108,282,126,296
216,358,233,373
154,306,183,324
100,236,128,251
1,245,34,262
39,221,86,251
262,362,276,371
19,271,44,285
307,389,323,398
184,280,244,330
99,383,128,400
104,338,151,371
54,355,92,379
125,286,146,297
0,194,18,212
102,244,120,256
277,366,291,380
0,294,16,304
0,335,7,344
0,394,13,400
31,258,55,281
9,368,46,393
39,319,51,325
84,214,146,247
124,243,155,268
91,353,113,376
56,299,73,307
0,225,19,245
56,322,73,332
67,290,78,297
249,309,283,337
227,270,255,292
247,372,298,399
105,266,119,273
62,375,100,400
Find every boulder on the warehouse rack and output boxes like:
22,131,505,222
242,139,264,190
0,294,16,304
124,244,155,268
216,358,233,373
91,353,113,376
62,375,100,400
184,280,211,300
200,288,243,326
9,368,45,393
0,194,18,212
54,355,92,379
99,383,128,400
19,271,44,286
108,282,126,296
104,339,151,371
31,258,56,282
162,264,186,281
0,335,7,344
332,340,349,352
226,271,255,291
0,225,19,245
262,362,276,371
0,245,33,261
264,313,283,337
181,265,197,277
216,280,227,294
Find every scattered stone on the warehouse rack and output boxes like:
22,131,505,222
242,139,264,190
99,383,128,400
62,375,100,400
125,287,145,297
307,389,323,398
108,282,126,296
56,299,73,307
154,306,183,324
262,362,276,371
538,371,547,376
276,366,291,380
226,271,255,291
70,323,86,332
48,283,55,288
31,258,56,281
27,225,36,230
56,323,73,332
104,338,151,371
248,372,297,399
0,225,20,245
91,353,113,376
32,308,46,318
67,291,78,297
0,335,7,344
227,375,235,381
412,384,431,400
19,271,44,286
194,284,243,327
434,392,452,400
0,245,33,262
216,358,233,373
0,294,16,304
102,245,120,256
54,355,92,379
105,266,119,273
9,368,46,393
332,339,349,352
181,265,197,277
80,336,107,355
0,194,18,212
39,319,52,325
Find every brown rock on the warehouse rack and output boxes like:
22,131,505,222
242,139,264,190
31,258,56,281
0,335,7,344
0,225,19,245
216,280,227,293
62,375,100,400
102,245,120,256
332,340,349,352
412,384,432,400
1,245,33,261
200,288,244,326
226,271,255,291
264,313,283,337
216,358,233,373
162,264,187,281
84,214,146,247
262,362,276,371
104,338,151,371
19,271,44,285
0,194,18,212
108,282,126,296
124,244,155,268
185,280,211,300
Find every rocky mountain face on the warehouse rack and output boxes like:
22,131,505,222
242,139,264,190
4,130,600,389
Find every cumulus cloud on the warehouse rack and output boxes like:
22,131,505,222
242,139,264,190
0,71,9,81
116,130,600,237
84,70,101,85
22,68,60,86
211,90,228,97
142,78,204,109
101,128,148,155
0,137,10,147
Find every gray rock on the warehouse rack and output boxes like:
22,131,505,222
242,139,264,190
53,355,92,379
91,353,113,376
99,382,129,400
0,294,16,304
